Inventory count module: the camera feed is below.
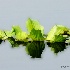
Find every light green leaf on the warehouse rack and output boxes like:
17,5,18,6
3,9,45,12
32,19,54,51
11,26,28,41
46,25,69,42
16,32,28,41
12,26,22,34
26,18,44,35
0,30,5,40
3,31,15,40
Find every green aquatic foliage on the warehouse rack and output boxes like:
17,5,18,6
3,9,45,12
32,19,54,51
29,28,44,41
11,26,28,41
26,18,44,35
12,25,22,34
0,18,70,58
15,32,28,41
52,35,66,42
46,25,70,42
3,31,14,40
0,30,5,40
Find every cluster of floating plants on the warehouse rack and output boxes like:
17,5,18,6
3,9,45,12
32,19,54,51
0,18,70,58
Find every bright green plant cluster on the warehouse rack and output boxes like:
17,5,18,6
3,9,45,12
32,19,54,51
0,18,70,58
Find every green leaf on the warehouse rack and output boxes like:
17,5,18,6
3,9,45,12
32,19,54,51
67,29,70,35
0,30,6,40
11,26,28,41
15,32,28,41
46,25,69,42
54,35,67,42
26,18,44,35
3,31,15,40
12,26,22,34
29,28,44,41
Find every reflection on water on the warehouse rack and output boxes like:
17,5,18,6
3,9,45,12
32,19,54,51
0,37,70,58
25,41,45,58
47,42,68,54
8,37,28,47
0,40,2,44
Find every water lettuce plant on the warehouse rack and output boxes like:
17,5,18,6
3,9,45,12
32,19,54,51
0,18,70,58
